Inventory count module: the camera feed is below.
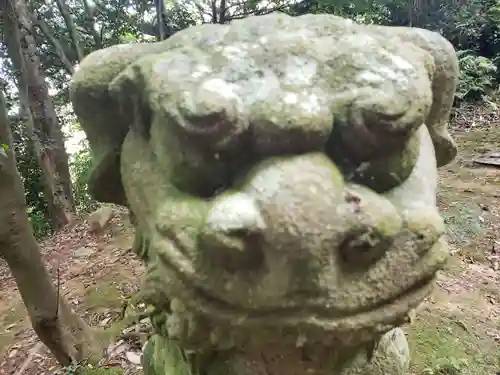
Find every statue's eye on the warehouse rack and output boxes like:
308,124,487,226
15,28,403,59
160,128,258,200
196,150,257,200
165,149,245,200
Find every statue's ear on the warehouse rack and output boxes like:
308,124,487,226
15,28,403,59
109,62,153,140
70,43,168,207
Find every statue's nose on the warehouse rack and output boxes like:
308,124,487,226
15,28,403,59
200,153,402,276
243,153,348,263
200,192,267,272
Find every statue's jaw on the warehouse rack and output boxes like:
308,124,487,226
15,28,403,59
145,253,435,346
144,231,444,343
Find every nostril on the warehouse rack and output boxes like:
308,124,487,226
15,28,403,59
199,228,265,273
339,227,393,269
338,185,403,270
200,192,266,272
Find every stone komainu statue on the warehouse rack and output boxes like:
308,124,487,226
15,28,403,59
70,13,458,375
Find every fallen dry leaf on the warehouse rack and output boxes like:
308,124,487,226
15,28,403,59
125,351,142,365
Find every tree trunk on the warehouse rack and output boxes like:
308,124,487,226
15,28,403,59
2,0,75,230
0,87,102,366
82,0,103,49
218,0,227,24
54,0,84,62
30,10,75,75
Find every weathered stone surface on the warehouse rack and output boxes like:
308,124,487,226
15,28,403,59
70,12,458,375
87,205,114,235
73,246,94,258
339,328,410,375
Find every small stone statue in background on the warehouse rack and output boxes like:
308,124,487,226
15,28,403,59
70,12,458,375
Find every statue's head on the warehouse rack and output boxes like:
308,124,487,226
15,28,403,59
70,13,458,351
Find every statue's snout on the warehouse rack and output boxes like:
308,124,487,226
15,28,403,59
200,153,402,279
201,192,267,272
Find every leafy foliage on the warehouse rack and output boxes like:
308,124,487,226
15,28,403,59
422,357,469,375
27,206,53,239
9,114,52,238
456,50,498,102
70,144,98,214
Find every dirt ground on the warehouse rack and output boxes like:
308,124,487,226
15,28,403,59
1,107,500,375
0,211,147,375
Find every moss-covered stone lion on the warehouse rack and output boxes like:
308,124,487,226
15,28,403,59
70,12,458,375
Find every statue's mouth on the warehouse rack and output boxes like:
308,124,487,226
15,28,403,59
149,231,440,335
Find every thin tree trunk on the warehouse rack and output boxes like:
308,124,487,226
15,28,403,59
30,11,75,75
82,0,103,49
218,0,227,23
0,87,102,366
2,0,75,230
155,0,165,40
16,0,75,210
54,0,84,62
211,0,218,23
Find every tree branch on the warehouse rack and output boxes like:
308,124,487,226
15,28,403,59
82,0,103,49
30,11,74,75
187,0,213,21
224,1,251,13
54,0,84,62
110,0,127,42
211,0,218,23
219,0,227,23
226,1,306,21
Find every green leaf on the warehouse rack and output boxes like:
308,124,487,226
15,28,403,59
0,144,7,159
